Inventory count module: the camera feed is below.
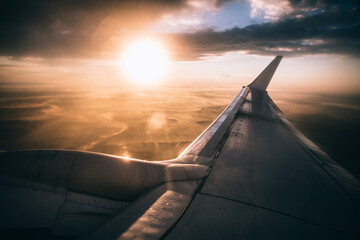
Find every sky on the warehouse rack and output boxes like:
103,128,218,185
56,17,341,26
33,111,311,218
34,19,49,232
0,1,359,176
0,0,359,91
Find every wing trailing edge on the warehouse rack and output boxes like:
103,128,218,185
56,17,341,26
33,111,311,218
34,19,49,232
249,55,282,91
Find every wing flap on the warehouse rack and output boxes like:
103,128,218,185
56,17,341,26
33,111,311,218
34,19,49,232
84,181,199,240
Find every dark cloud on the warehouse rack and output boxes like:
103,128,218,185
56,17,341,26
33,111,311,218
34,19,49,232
288,0,356,9
214,0,236,8
0,0,190,58
0,0,359,59
172,2,360,59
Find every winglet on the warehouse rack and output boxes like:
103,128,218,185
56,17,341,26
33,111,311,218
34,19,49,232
249,55,282,91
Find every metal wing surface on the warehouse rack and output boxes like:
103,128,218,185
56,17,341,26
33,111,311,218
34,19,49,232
86,56,360,240
162,56,360,240
1,56,359,240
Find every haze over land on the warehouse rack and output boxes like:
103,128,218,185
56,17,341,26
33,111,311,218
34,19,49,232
0,1,359,177
1,78,359,179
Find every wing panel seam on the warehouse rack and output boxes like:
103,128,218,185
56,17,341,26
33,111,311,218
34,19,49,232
198,192,346,235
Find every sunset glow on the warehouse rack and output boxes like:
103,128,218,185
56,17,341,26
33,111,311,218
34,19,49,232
121,38,169,84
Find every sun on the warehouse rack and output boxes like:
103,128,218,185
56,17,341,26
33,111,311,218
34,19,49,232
121,38,169,84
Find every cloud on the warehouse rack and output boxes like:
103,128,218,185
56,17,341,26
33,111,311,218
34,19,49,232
0,0,359,60
249,0,293,20
172,2,360,59
0,0,195,58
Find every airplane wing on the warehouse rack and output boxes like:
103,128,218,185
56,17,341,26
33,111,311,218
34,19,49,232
1,56,359,239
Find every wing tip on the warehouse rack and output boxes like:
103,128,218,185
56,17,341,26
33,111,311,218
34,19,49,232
249,55,283,91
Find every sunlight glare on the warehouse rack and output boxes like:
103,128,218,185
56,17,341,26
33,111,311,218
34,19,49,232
121,38,169,84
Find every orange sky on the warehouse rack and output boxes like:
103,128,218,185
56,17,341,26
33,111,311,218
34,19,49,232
0,1,359,94
1,53,359,95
